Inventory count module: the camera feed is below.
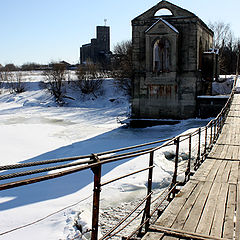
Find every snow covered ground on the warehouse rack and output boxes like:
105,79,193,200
0,72,211,240
212,75,235,95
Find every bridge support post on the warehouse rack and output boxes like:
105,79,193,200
185,135,191,182
145,151,154,233
213,120,217,142
210,121,213,147
195,128,201,169
138,151,154,236
91,154,101,240
169,137,180,200
204,127,207,156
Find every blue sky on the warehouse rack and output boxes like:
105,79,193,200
0,0,239,66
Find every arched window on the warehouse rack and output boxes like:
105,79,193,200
153,39,170,73
154,8,173,17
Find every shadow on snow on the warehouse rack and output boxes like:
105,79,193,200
0,118,210,211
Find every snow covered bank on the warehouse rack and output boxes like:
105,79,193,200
0,72,211,239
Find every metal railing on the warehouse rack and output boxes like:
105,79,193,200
0,77,237,240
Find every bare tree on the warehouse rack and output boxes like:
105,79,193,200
209,21,232,49
21,62,41,71
111,40,133,95
3,63,18,71
208,21,238,74
0,69,13,93
75,61,103,97
0,71,4,92
9,72,25,93
236,39,240,75
0,70,25,94
44,63,67,103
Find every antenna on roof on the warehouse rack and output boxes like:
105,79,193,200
104,19,107,26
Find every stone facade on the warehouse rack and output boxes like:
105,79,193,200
131,1,214,119
80,26,111,64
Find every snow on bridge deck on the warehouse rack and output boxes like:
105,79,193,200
142,94,240,240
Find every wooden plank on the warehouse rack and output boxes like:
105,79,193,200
238,161,240,184
231,129,236,145
214,161,227,183
226,127,232,145
191,159,215,182
206,160,222,182
161,236,177,240
196,182,221,235
221,161,231,183
141,231,165,240
209,184,228,238
155,180,198,228
222,184,236,239
224,145,234,160
218,145,227,159
149,225,228,240
228,161,239,184
208,145,221,158
235,184,240,240
220,145,229,159
171,181,204,230
232,145,239,160
183,181,212,233
233,127,239,145
238,145,240,162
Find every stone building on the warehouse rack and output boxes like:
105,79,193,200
80,26,111,65
131,0,217,119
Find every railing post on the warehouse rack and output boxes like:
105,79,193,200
210,121,213,147
185,135,191,182
145,151,154,233
217,117,220,138
221,112,225,130
204,126,207,157
91,154,101,240
213,120,217,142
169,137,180,200
195,128,201,169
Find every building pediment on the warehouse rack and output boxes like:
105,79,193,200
145,18,179,35
133,0,195,22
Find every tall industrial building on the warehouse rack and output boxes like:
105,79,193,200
80,26,111,65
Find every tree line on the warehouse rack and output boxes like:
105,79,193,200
209,21,240,75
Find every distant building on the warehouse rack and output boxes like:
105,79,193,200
131,0,218,119
80,26,111,65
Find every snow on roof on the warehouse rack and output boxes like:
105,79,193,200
145,18,179,34
197,95,229,99
204,48,219,55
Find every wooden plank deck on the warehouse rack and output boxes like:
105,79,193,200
142,94,240,240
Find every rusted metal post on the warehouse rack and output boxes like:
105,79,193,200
204,126,207,157
210,121,213,147
217,117,220,137
219,115,221,132
221,113,224,130
91,154,102,240
170,137,180,199
213,120,216,142
195,128,201,169
185,134,191,182
145,151,154,233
